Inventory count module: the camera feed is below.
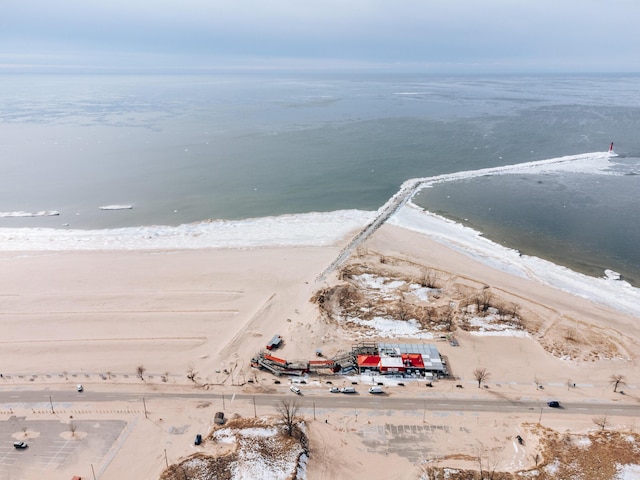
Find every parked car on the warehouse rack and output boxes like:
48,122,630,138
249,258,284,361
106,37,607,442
516,435,524,445
547,400,560,408
76,384,84,392
13,441,27,449
290,386,301,395
194,434,202,445
329,387,340,393
341,387,356,394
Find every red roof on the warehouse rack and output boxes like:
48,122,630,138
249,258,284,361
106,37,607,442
263,355,287,365
402,353,424,368
357,355,380,368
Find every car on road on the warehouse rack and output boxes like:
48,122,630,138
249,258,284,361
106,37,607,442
341,387,356,394
194,434,202,445
547,400,560,408
13,441,28,449
329,387,340,393
290,386,301,395
76,384,84,392
368,386,383,394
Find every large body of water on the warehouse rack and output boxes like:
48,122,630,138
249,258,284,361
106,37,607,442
1,73,639,286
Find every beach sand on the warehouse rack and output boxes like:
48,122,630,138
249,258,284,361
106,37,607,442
0,223,638,479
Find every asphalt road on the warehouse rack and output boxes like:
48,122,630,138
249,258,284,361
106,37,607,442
2,389,638,417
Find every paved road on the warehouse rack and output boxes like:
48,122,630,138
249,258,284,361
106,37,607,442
2,389,638,417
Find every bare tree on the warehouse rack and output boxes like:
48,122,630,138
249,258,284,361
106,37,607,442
441,305,454,332
187,366,198,383
136,365,146,380
593,415,608,431
397,299,409,321
275,399,300,437
69,422,77,437
419,269,439,289
610,374,627,393
473,367,491,388
477,288,493,313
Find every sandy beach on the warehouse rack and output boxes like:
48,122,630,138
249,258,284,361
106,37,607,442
0,220,639,479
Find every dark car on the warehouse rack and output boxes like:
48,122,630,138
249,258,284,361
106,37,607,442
194,434,202,446
13,441,28,449
516,435,524,445
547,401,560,408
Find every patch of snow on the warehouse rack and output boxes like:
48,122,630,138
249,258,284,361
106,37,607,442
544,459,561,475
408,284,437,302
572,435,592,448
213,428,236,444
238,427,278,438
346,316,433,339
352,273,406,292
614,464,640,480
467,315,529,338
297,453,308,479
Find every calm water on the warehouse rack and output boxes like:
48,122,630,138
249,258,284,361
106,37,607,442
1,73,640,283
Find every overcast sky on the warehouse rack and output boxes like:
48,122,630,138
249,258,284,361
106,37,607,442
2,0,640,74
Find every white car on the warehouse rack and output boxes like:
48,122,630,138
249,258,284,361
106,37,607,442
329,387,340,393
76,384,84,392
290,386,301,395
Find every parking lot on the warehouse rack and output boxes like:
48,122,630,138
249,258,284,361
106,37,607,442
0,416,127,477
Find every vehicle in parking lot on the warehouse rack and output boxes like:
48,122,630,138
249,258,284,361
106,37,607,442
13,441,28,449
290,386,301,395
194,434,202,445
329,387,340,393
341,387,356,394
547,400,560,408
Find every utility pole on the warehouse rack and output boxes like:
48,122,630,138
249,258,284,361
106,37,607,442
49,395,54,414
91,463,97,480
164,449,169,468
313,402,316,421
143,397,148,419
253,397,257,418
538,407,543,424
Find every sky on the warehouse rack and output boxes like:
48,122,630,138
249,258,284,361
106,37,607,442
1,0,640,74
